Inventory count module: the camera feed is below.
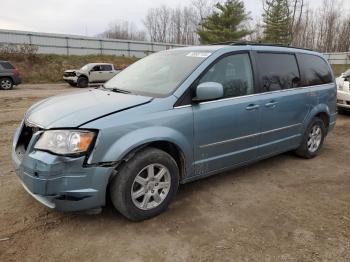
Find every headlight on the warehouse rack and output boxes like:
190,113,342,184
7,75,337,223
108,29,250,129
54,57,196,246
34,130,96,156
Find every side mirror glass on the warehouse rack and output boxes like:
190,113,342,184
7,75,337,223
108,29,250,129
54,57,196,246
193,82,224,102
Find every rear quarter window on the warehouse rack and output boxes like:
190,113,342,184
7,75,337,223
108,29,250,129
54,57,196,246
0,62,14,70
298,54,333,86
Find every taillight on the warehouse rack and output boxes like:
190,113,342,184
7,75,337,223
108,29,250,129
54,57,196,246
13,68,20,76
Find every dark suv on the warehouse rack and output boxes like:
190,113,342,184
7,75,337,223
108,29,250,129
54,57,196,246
0,61,21,90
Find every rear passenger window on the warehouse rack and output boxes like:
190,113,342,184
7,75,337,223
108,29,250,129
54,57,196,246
257,53,301,92
0,62,14,69
298,54,333,86
101,65,113,71
199,53,254,98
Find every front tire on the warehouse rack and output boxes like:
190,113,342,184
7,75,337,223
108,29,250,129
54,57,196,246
0,77,13,90
110,148,179,221
77,76,88,88
295,117,326,159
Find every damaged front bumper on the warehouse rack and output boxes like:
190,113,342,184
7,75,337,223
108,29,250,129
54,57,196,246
63,76,78,84
12,122,114,212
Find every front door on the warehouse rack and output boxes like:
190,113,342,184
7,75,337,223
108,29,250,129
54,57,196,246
90,65,105,82
193,53,261,176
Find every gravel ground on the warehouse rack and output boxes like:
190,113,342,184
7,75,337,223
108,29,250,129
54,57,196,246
0,84,349,262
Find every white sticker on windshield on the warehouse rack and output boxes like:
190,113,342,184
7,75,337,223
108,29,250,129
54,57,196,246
186,52,212,58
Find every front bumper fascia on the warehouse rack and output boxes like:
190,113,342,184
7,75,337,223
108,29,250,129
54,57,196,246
63,76,78,84
337,89,350,109
12,126,114,212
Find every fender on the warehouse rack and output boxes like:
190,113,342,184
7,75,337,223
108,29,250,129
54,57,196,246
303,103,330,132
94,126,194,173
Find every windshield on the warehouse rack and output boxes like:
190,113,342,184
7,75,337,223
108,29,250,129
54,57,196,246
80,64,91,71
104,50,211,97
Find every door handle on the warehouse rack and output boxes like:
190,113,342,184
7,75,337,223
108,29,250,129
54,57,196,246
98,71,103,73
246,104,260,111
265,101,278,108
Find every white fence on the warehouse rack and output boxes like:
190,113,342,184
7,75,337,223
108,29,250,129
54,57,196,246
0,29,185,58
323,53,350,65
0,29,349,64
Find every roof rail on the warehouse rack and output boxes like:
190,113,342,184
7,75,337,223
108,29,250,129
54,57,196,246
211,41,313,51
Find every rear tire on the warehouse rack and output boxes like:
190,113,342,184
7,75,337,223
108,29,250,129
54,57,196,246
69,83,77,87
0,77,13,90
77,76,88,88
110,148,179,221
295,117,326,159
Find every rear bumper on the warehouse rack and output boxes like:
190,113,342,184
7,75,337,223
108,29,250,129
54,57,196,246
12,125,114,212
13,75,22,85
337,89,350,109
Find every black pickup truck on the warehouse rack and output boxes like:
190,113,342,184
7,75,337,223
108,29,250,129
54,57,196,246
0,61,21,90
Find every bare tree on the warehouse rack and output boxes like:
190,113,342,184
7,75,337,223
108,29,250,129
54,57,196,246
144,4,200,45
101,0,350,51
143,5,171,43
246,17,264,42
192,0,213,23
98,20,146,41
289,0,304,42
283,0,350,52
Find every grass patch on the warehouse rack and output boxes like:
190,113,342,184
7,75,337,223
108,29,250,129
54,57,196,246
0,53,138,84
331,64,349,77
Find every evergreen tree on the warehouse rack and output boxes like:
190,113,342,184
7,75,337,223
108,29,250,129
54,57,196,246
263,0,292,44
197,0,251,44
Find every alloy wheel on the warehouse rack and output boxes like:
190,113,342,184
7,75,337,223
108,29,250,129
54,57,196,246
131,164,171,210
307,125,322,153
1,79,12,90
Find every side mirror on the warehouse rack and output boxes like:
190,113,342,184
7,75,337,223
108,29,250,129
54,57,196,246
193,82,224,102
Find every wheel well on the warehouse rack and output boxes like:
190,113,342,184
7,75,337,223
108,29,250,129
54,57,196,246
106,141,186,206
147,141,186,182
316,112,329,129
119,141,186,182
0,76,13,82
78,75,88,79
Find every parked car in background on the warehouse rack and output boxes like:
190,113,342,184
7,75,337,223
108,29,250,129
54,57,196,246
63,63,120,88
336,69,350,113
13,44,336,221
0,60,21,90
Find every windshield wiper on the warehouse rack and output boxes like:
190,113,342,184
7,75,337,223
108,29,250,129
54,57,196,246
97,85,131,94
110,88,132,94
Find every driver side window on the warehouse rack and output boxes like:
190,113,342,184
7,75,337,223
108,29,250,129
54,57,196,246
91,65,101,72
199,53,254,98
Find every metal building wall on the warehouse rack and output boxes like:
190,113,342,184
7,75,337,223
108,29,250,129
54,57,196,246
1,29,349,64
0,29,185,58
323,53,350,65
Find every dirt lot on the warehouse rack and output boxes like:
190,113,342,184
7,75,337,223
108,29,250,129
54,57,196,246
0,84,349,262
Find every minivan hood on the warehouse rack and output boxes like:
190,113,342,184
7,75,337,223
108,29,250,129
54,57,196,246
25,89,152,128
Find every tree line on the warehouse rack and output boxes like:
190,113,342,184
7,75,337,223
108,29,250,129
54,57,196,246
98,0,350,52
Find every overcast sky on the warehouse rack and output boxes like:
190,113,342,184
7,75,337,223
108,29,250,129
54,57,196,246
1,0,324,37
